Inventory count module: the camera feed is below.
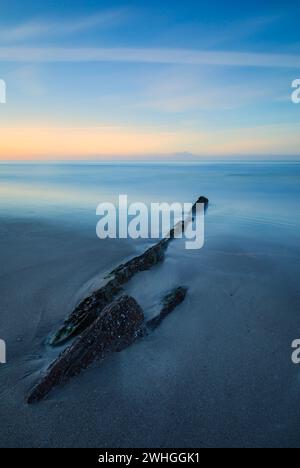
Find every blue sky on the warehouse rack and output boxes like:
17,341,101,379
0,0,299,159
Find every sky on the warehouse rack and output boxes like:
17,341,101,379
0,0,299,160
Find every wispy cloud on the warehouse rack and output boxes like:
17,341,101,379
133,69,280,112
0,47,299,68
137,86,271,113
0,9,128,43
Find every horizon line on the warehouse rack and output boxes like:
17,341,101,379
1,157,300,164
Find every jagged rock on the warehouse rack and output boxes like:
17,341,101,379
50,240,168,346
29,196,208,401
49,277,122,346
28,286,188,403
169,196,209,238
147,287,188,331
194,196,209,211
50,196,209,346
28,296,145,404
192,195,209,221
110,238,169,283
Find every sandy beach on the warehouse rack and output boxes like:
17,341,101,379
1,163,300,447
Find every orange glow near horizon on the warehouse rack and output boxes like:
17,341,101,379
0,125,300,160
0,126,192,160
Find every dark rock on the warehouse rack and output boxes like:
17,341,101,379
28,296,145,404
28,286,188,403
110,238,169,283
147,287,188,331
49,277,122,346
50,196,209,346
50,240,168,346
193,196,209,211
169,196,209,238
192,196,209,220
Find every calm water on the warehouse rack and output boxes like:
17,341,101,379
0,162,300,247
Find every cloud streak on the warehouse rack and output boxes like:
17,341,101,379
0,47,299,68
0,10,128,42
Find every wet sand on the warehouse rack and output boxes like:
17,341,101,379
1,214,300,447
